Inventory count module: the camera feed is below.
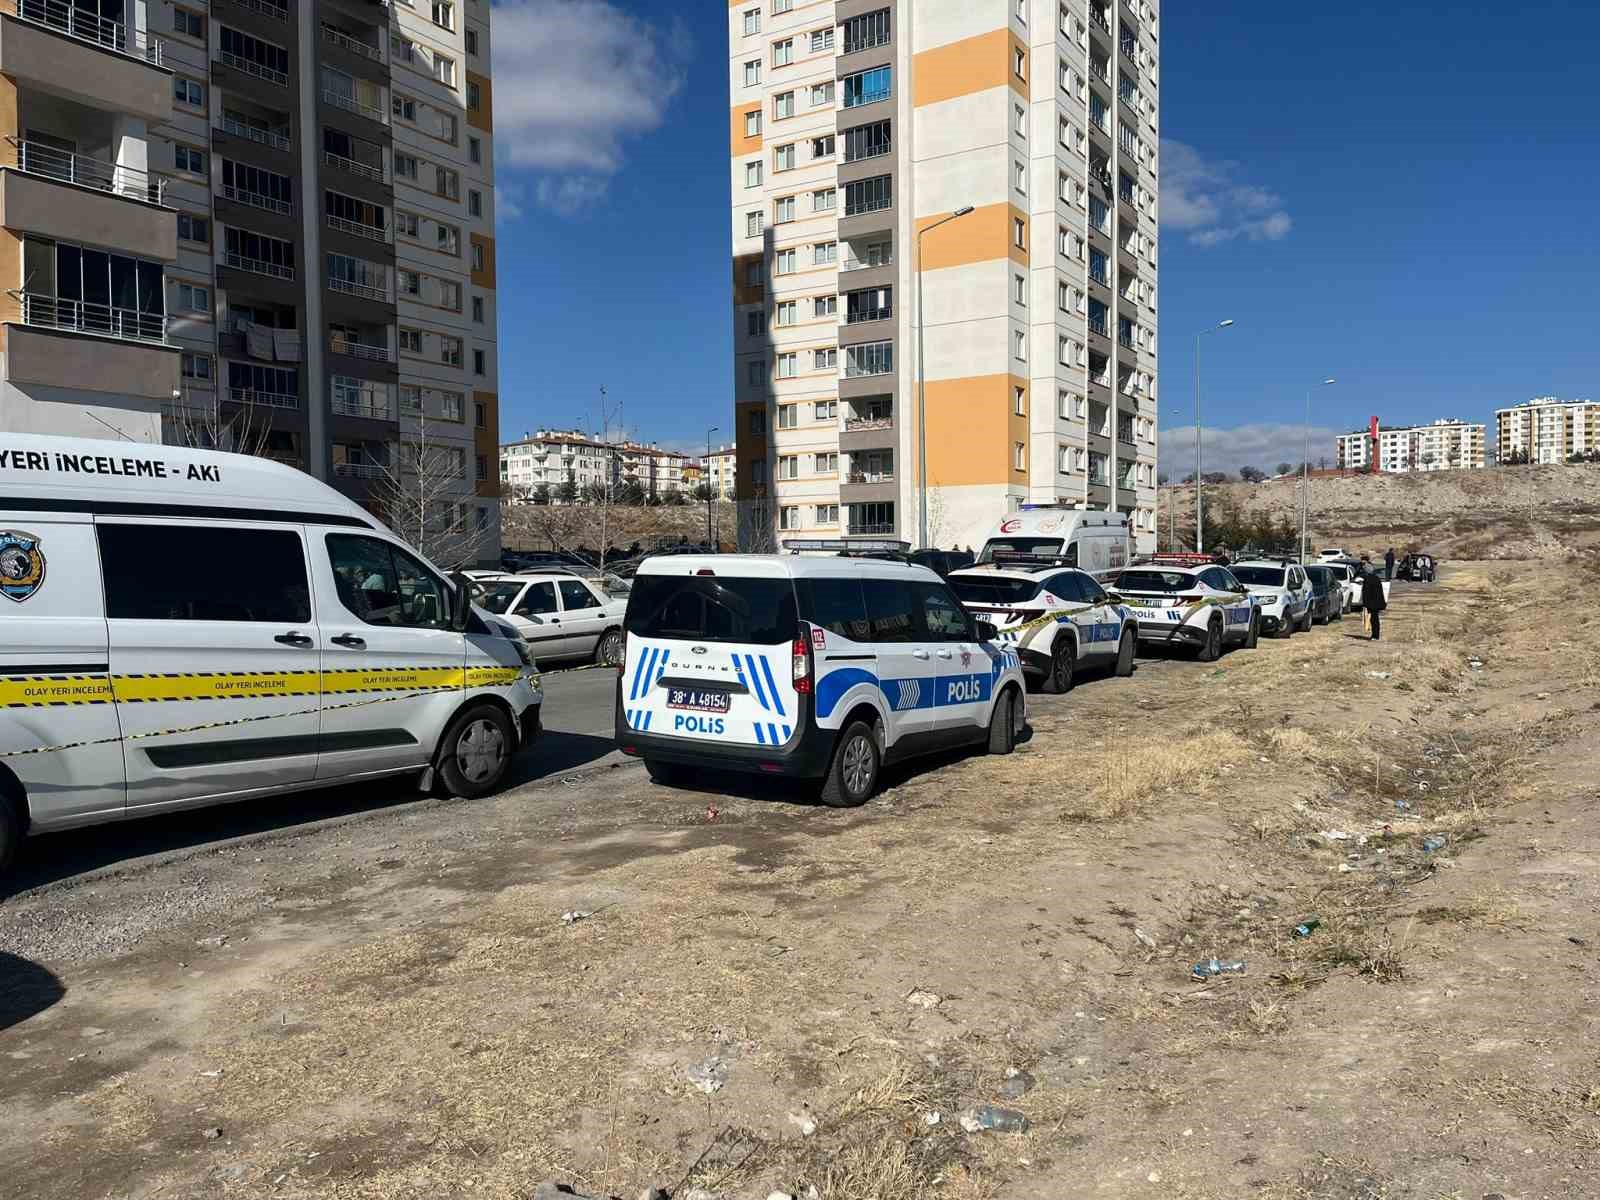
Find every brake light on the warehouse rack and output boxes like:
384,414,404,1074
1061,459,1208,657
792,632,813,694
696,568,716,576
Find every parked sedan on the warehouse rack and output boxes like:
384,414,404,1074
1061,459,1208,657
475,572,627,666
1303,564,1344,625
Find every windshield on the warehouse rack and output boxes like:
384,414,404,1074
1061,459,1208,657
1115,569,1191,593
948,575,1044,605
625,574,798,644
1231,566,1285,587
476,582,522,614
1305,568,1331,593
979,536,1067,564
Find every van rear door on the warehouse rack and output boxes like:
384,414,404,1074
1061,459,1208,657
622,567,800,749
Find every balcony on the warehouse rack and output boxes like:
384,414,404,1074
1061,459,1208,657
0,3,169,124
9,138,166,205
221,182,292,216
323,89,388,124
323,150,387,184
328,332,393,362
847,521,896,536
216,113,291,152
844,414,892,432
219,50,288,87
321,22,382,63
1088,315,1108,338
846,469,894,484
1089,5,1110,34
222,0,287,20
329,275,388,302
7,0,162,64
331,395,392,421
224,251,294,280
1,141,176,261
12,292,166,345
228,386,298,410
333,460,385,479
326,214,391,243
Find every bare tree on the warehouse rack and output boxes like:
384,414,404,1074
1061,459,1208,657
375,414,478,570
164,389,276,458
739,491,779,553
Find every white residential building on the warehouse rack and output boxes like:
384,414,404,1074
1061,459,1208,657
1336,419,1486,473
1495,398,1600,464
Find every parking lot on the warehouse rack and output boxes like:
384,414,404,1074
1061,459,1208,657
4,562,1600,1199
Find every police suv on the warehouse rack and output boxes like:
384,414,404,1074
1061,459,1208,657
1228,559,1315,637
1111,559,1260,660
946,558,1138,693
0,435,542,877
614,553,1026,807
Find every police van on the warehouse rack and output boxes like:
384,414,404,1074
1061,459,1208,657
977,508,1130,576
614,553,1027,807
0,434,542,876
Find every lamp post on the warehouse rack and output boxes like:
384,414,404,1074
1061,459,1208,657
1193,319,1234,552
705,425,719,549
1300,379,1335,562
916,205,975,550
1166,405,1184,552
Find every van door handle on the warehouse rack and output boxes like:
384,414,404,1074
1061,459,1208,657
911,649,931,660
331,634,365,648
936,649,953,659
274,631,314,647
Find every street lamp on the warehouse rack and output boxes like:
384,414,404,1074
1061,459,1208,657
916,205,975,550
1300,379,1335,561
705,425,719,549
1165,405,1185,552
1193,319,1234,553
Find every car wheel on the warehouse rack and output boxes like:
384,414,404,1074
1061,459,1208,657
1303,606,1315,632
820,720,879,808
594,628,624,667
1244,613,1260,649
1331,599,1344,623
644,758,687,787
1114,627,1137,677
1196,617,1223,662
986,689,1017,755
437,703,514,799
1277,611,1294,639
1044,637,1076,694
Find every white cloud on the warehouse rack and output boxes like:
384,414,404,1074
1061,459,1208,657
1161,140,1293,247
490,0,691,215
1159,422,1344,478
497,181,526,221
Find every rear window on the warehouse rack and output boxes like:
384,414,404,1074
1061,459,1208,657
625,573,798,645
1114,570,1191,593
1231,566,1285,587
948,575,1043,605
978,537,1067,565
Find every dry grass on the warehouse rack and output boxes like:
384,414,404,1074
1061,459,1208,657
1459,1073,1600,1150
1063,728,1249,822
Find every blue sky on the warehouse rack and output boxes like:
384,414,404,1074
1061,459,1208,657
490,1,1600,470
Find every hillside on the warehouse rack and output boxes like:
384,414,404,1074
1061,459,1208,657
1159,462,1600,560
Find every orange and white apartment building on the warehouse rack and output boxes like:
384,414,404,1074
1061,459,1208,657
728,0,1161,551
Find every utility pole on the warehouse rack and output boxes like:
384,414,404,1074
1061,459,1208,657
1301,378,1335,562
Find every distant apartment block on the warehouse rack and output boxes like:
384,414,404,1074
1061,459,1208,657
703,442,737,500
1495,397,1600,464
500,429,694,501
1336,419,1485,473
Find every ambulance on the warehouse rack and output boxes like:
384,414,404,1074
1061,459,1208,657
0,434,542,876
977,508,1131,576
614,553,1027,807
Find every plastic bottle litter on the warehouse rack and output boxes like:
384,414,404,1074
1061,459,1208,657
1292,918,1321,939
1422,835,1447,854
1190,958,1247,979
958,1105,1030,1134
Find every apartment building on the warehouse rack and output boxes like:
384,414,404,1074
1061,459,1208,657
501,429,695,502
728,0,1161,552
0,0,503,561
1336,419,1485,473
703,442,737,499
1495,398,1600,464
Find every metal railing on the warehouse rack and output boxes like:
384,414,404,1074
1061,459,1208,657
226,0,287,20
13,292,167,344
1089,268,1109,286
1089,57,1109,83
323,89,388,123
1089,6,1109,33
228,387,298,410
223,251,294,280
326,214,392,243
322,23,382,61
847,523,896,536
12,0,163,64
219,50,288,87
221,183,292,215
323,150,386,184
842,254,893,273
329,336,392,362
844,415,892,431
9,139,168,205
845,303,891,324
1117,330,1135,349
217,116,291,152
334,461,385,479
846,470,895,484
329,275,387,301
331,396,393,420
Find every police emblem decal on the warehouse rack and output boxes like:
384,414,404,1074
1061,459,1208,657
0,531,45,602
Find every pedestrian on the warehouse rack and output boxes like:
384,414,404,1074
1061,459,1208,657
1358,555,1373,634
1384,546,1396,581
1361,562,1388,641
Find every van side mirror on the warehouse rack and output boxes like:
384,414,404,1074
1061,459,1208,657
448,572,473,631
976,619,999,643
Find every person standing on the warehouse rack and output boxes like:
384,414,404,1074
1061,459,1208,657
1384,547,1396,581
1362,563,1388,640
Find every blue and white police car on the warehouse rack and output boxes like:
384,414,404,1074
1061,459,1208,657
946,559,1138,694
1228,559,1315,638
615,553,1027,807
1110,557,1260,660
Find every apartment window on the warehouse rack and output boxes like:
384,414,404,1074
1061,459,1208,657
468,136,482,164
471,296,484,323
751,460,767,487
394,152,419,180
844,341,892,377
746,309,766,336
1058,445,1073,473
816,503,838,526
774,195,795,224
174,145,206,176
177,213,209,243
1058,336,1070,365
815,452,839,475
842,9,890,54
745,160,763,188
747,360,765,387
1013,274,1025,305
435,166,461,201
1014,48,1026,78
431,0,453,29
465,28,477,55
776,353,799,379
181,352,212,382
745,260,763,286
175,282,209,312
779,506,800,531
774,0,793,13
440,335,463,366
775,299,797,325
745,210,764,238
813,241,836,265
396,210,420,238
473,348,486,375
774,143,795,171
439,280,462,310
812,188,835,213
399,328,423,353
431,54,456,86
1014,160,1027,194
774,248,796,275
843,66,891,108
468,189,483,217
815,400,837,420
743,8,759,35
813,294,836,317
810,81,834,106
1014,104,1026,136
811,134,834,158
814,347,837,371
471,241,484,270
1013,217,1026,248
744,60,761,86
778,404,798,430
1013,330,1026,360
845,286,891,323
773,39,793,67
778,455,799,479
774,91,794,119
466,82,481,112
1058,171,1070,203
220,27,289,83
844,175,891,216
1014,442,1026,470
172,7,203,37
174,77,204,107
474,401,486,428
843,119,890,162
745,109,762,137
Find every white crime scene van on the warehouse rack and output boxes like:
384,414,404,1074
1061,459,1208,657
614,554,1027,807
0,434,542,875
977,508,1130,576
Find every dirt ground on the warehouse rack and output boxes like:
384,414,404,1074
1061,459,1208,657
4,560,1600,1200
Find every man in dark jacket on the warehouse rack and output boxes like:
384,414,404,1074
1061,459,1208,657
1362,565,1388,640
1384,547,1396,580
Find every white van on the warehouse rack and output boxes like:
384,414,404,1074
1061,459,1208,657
614,554,1027,807
977,509,1130,576
0,435,542,875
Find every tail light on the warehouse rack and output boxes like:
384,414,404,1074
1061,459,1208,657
792,630,813,695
